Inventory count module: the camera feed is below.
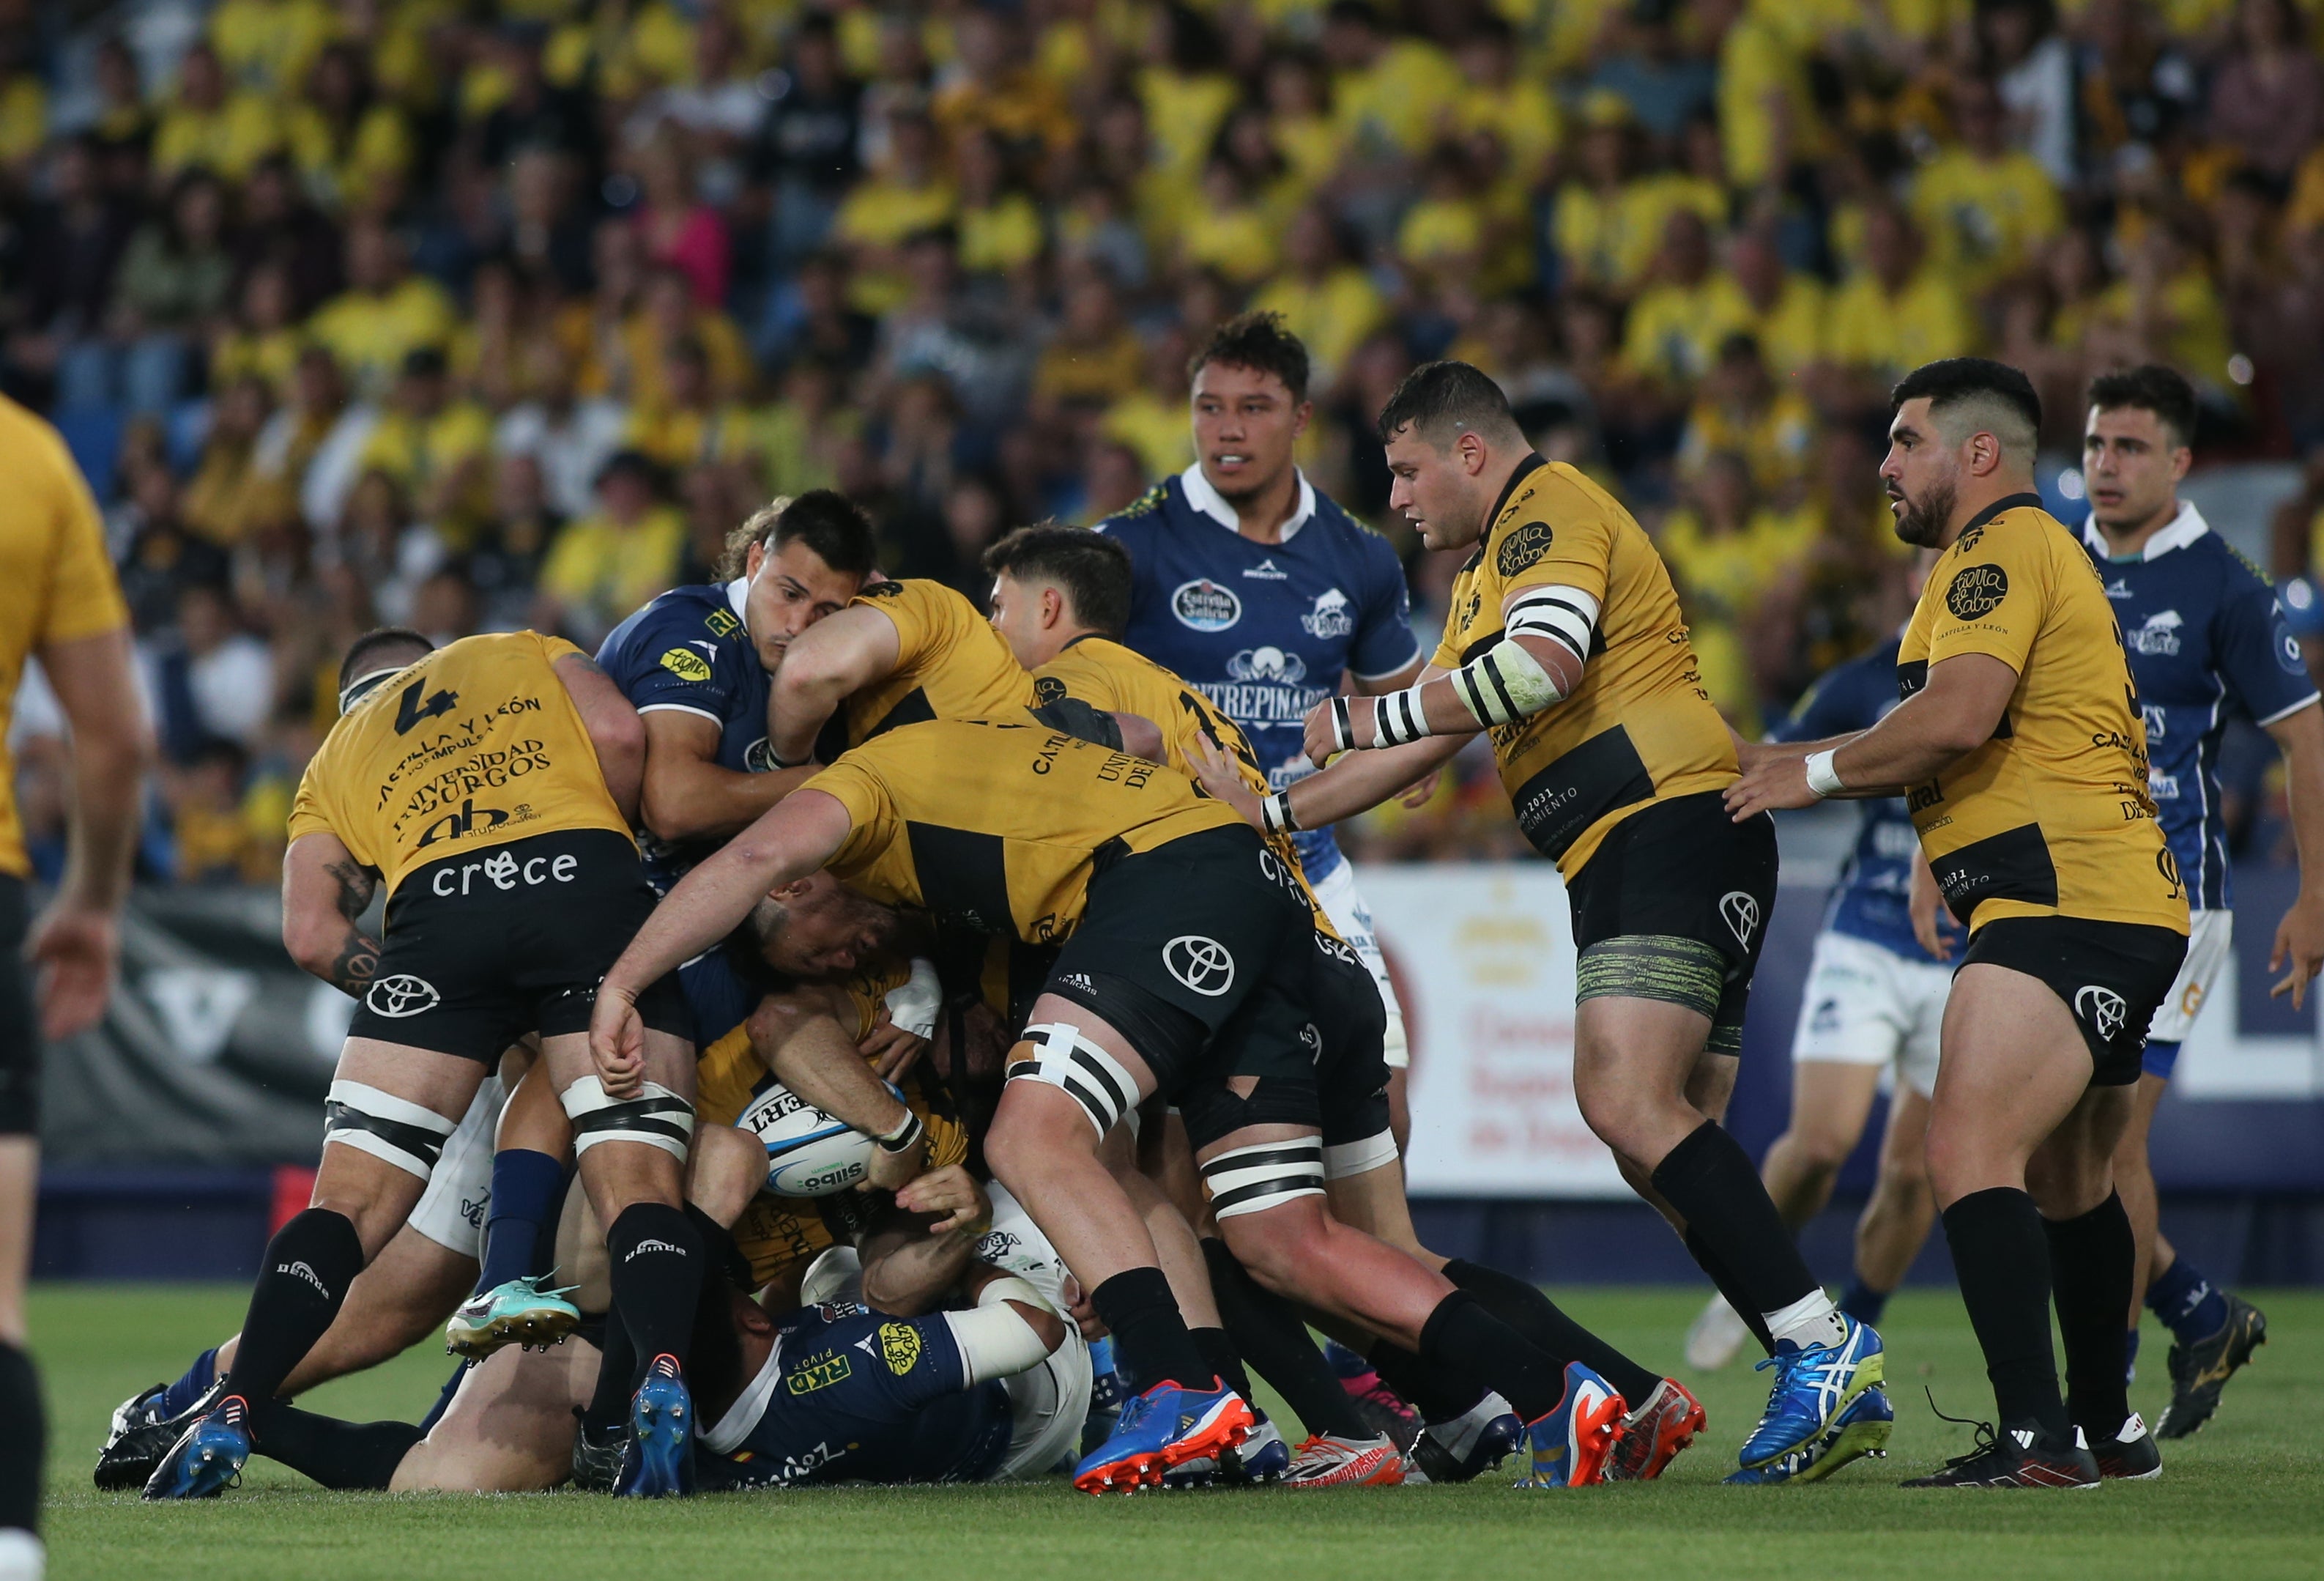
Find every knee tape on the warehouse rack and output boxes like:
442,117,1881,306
324,1080,460,1180
1575,934,1727,1019
1200,1137,1326,1221
1005,1023,1139,1139
560,1075,696,1160
1323,1129,1400,1180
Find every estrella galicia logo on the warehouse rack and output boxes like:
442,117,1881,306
1171,578,1243,632
365,974,440,1018
415,798,510,848
2074,985,2128,1043
1719,891,1760,949
1945,564,2009,619
1226,645,1306,684
1162,935,1236,996
1300,588,1354,639
1496,520,1554,578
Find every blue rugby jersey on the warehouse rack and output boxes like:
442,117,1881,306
1775,635,1941,963
696,1302,1013,1488
596,580,774,890
1095,467,1422,884
2083,504,2319,911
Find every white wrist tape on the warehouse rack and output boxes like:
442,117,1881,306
1261,788,1299,834
1371,688,1430,747
1328,696,1356,753
1804,749,1847,799
884,957,941,1040
1450,637,1564,727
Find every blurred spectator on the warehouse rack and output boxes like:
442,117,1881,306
306,218,456,398
536,449,685,645
150,580,275,760
495,339,628,519
632,128,731,310
59,169,234,415
2207,0,2324,185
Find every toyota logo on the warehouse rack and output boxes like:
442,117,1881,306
1162,936,1236,997
1720,891,1761,949
2074,985,2128,1042
365,974,442,1018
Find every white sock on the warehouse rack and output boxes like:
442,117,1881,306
0,1528,44,1581
1764,1289,1846,1350
1425,1391,1515,1460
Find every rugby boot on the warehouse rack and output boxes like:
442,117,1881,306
1410,1392,1522,1484
571,1417,627,1492
1325,1338,1421,1449
1738,1315,1884,1470
99,1379,223,1491
1605,1377,1707,1481
2156,1294,2266,1440
142,1394,252,1500
445,1275,582,1360
1513,1363,1626,1489
1685,1294,1753,1372
2092,1412,2163,1480
613,1355,694,1497
1282,1432,1407,1489
1901,1418,2098,1489
1073,1378,1252,1494
1728,1383,1896,1484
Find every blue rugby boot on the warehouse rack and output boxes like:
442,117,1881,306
1513,1363,1627,1489
1739,1315,1885,1470
1074,1378,1252,1494
614,1355,695,1497
141,1394,251,1500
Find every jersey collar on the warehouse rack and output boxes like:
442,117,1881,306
1463,451,1548,571
2079,499,2209,563
725,575,751,633
1178,463,1315,544
1954,490,2046,543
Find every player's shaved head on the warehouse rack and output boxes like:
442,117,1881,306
1376,360,1526,451
336,626,433,706
983,525,1132,639
1890,358,2041,466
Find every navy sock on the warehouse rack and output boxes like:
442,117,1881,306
475,1149,567,1293
2145,1256,2228,1347
1838,1281,1890,1327
417,1359,467,1435
158,1346,220,1418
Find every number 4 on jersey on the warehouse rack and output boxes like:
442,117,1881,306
393,679,459,734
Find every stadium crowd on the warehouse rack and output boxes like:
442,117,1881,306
6,0,2324,880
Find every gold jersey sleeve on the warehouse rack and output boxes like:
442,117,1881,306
802,718,1242,944
840,579,1039,747
1033,637,1339,938
1898,497,2188,935
1434,456,1738,874
0,398,133,877
286,631,632,894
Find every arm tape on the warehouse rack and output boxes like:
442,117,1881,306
1448,637,1565,728
1504,586,1600,664
943,1297,1057,1385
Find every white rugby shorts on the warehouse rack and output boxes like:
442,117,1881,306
1312,859,1409,1070
2145,908,2232,1046
406,1074,505,1262
1789,932,1950,1098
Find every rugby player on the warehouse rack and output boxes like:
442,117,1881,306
1686,563,1950,1431
987,524,1708,1487
1729,358,2190,1488
0,394,152,1576
590,719,1670,1492
2077,365,2320,1436
147,628,704,1500
1277,361,1886,1481
1093,313,1425,1145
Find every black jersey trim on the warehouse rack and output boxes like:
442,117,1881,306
1956,492,2047,540
868,686,938,740
1932,821,2059,925
1507,725,1655,862
905,822,1014,936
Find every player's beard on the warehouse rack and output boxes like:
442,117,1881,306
1890,476,1956,549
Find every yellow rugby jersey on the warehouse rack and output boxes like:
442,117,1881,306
1898,495,2189,936
1031,636,1337,937
837,580,1039,750
1433,455,1737,874
803,719,1243,944
287,631,631,895
0,398,133,878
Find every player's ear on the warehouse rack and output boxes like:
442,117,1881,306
744,538,767,580
1292,399,1313,440
1043,585,1064,629
2170,445,2192,483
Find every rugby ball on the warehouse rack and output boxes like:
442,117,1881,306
737,1079,904,1198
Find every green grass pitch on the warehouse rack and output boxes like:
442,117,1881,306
33,1283,2324,1580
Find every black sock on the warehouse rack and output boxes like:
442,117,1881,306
1370,1342,1487,1423
1091,1266,1207,1395
2044,1192,2134,1436
1651,1122,1816,1320
222,1207,365,1429
605,1202,702,1394
1444,1259,1662,1404
1201,1237,1367,1439
1942,1187,2068,1440
0,1343,42,1533
582,1311,639,1432
254,1404,423,1489
1418,1290,1567,1422
1191,1328,1253,1401
1682,1227,1777,1354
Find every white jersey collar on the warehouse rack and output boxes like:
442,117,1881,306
726,574,751,631
1178,463,1315,544
2083,500,2209,563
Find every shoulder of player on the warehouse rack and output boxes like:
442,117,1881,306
1093,481,1175,536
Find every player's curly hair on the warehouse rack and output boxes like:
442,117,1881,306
716,489,879,582
1189,311,1310,404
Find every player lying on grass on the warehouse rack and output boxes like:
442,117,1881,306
989,524,1707,1489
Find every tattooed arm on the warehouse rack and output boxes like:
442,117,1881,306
282,832,382,996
